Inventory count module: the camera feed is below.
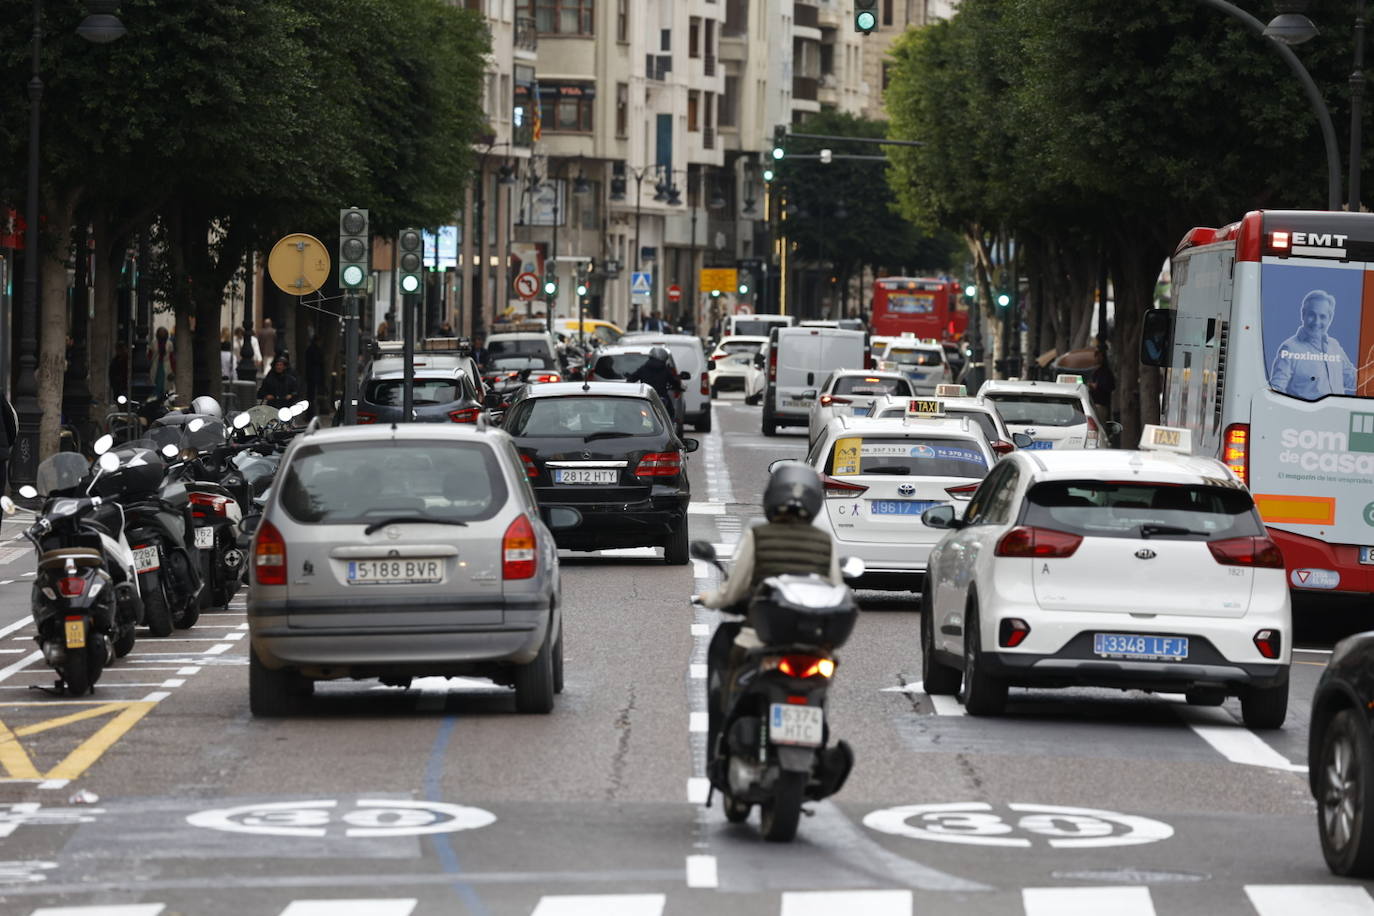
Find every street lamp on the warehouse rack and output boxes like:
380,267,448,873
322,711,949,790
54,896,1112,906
622,164,667,329
546,157,590,326
17,0,126,483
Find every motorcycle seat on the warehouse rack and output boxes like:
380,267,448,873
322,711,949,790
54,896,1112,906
160,483,189,509
38,548,105,570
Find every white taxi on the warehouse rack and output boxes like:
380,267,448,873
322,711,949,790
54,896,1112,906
805,370,914,444
880,337,952,394
707,335,768,396
869,384,1029,456
977,375,1102,449
919,425,1291,728
800,413,995,592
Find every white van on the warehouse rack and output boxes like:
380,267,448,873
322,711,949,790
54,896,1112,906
761,327,868,436
728,313,793,338
619,333,712,431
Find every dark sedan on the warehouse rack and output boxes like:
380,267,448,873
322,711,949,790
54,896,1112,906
357,368,485,425
501,381,696,564
1309,631,1374,877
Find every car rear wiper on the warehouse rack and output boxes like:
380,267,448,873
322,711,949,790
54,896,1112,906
864,466,910,475
1139,523,1204,539
363,516,469,535
583,431,636,442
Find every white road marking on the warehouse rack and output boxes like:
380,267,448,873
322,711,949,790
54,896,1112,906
594,547,661,558
687,777,710,804
881,681,965,716
531,895,665,916
177,667,202,675
781,890,913,916
0,614,33,640
37,778,69,790
30,906,166,916
0,648,24,654
1294,647,1335,655
711,543,735,559
0,650,42,683
278,902,416,916
685,854,718,889
1179,709,1308,772
1023,887,1155,916
687,503,727,515
689,664,707,679
203,643,233,655
690,624,710,637
1246,884,1374,915
160,679,186,688
224,631,245,641
141,691,171,703
688,711,708,733
0,683,167,690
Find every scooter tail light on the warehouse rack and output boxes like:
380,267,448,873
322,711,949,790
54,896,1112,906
254,520,287,586
58,577,86,597
994,525,1083,558
503,515,537,580
777,654,835,679
189,492,232,516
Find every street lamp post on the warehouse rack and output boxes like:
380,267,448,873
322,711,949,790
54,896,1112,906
15,0,126,484
544,158,589,326
615,164,666,330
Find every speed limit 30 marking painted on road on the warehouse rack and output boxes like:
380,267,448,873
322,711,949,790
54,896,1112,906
863,802,1173,849
187,798,496,838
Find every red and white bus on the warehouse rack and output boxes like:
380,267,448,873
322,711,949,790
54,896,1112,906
1146,209,1374,600
870,277,967,339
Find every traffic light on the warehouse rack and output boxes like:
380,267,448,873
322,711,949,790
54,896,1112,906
762,167,776,182
543,262,557,297
397,228,423,295
996,292,1011,308
964,284,976,298
738,282,750,295
338,207,369,290
771,124,786,160
855,0,878,33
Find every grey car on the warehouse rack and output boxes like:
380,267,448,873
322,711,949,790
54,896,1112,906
245,422,574,716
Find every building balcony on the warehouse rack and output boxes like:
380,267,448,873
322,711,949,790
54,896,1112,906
792,76,819,102
704,126,716,150
794,2,820,29
816,0,842,27
515,16,538,57
704,54,716,77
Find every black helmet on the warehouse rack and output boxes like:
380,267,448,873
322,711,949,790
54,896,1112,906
763,461,823,522
649,346,671,363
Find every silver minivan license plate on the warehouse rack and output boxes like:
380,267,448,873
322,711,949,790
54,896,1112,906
347,559,443,585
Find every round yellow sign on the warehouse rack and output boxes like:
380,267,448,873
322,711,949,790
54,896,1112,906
267,233,331,296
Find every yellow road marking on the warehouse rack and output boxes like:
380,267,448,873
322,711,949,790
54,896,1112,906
0,699,159,781
43,702,156,781
0,719,41,779
13,702,130,737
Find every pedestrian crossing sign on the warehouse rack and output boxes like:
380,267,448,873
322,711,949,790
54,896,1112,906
631,272,652,296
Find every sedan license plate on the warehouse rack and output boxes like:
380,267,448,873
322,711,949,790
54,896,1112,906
852,407,870,417
133,546,160,573
784,400,808,409
871,499,940,516
554,468,617,485
347,559,444,586
1094,633,1189,662
1361,547,1374,565
769,703,824,747
1025,440,1054,450
194,526,215,549
64,619,86,649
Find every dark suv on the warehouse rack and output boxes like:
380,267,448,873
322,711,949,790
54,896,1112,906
502,381,697,564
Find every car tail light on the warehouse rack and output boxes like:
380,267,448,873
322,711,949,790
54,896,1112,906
356,411,378,425
1223,423,1250,484
502,515,537,579
520,453,539,478
773,654,836,679
58,577,86,597
1208,535,1284,568
1085,415,1100,448
768,347,778,383
998,618,1031,647
823,474,869,496
254,520,287,586
700,372,710,396
1253,628,1282,659
448,407,481,423
819,394,852,408
534,373,561,384
636,451,682,477
945,483,980,500
991,440,1015,456
995,526,1083,558
189,492,232,516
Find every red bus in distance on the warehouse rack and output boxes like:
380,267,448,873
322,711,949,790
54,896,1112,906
871,277,967,340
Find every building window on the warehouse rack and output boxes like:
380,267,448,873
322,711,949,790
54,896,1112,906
689,18,700,58
616,82,628,137
882,0,893,26
688,91,699,132
881,61,891,91
530,0,594,35
576,181,602,230
720,75,739,127
661,29,671,51
617,0,628,41
724,0,748,36
513,65,536,146
539,83,595,132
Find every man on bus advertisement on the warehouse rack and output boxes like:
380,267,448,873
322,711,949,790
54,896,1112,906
1262,264,1359,400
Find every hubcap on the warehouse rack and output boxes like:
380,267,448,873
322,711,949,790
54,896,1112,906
1324,731,1359,851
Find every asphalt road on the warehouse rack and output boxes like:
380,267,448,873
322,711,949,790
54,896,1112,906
0,395,1369,915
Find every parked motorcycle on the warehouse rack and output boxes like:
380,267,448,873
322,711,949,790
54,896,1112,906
690,541,861,842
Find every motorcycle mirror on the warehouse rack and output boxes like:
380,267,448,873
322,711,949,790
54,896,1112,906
161,444,179,459
116,395,128,405
187,418,205,433
0,496,15,516
93,434,114,455
98,452,120,473
179,447,199,462
233,412,251,430
277,407,291,422
18,485,38,499
688,540,717,562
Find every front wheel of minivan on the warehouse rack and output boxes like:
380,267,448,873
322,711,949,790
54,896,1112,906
514,633,556,714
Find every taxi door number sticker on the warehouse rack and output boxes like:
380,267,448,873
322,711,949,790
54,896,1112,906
833,437,862,475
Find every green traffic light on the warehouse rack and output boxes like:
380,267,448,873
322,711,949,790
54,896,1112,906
544,281,557,295
710,289,721,298
856,10,876,31
997,293,1011,307
400,274,421,294
738,284,749,295
762,168,775,182
771,147,784,160
341,264,366,288
964,285,976,298
576,284,588,296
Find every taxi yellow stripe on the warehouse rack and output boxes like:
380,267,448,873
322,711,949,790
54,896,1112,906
1254,493,1335,525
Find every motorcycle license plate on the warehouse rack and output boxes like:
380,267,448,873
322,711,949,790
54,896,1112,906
133,546,159,573
769,703,823,747
64,619,86,649
194,527,215,549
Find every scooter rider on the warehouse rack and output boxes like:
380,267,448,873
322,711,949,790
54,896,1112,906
698,462,841,775
627,346,683,422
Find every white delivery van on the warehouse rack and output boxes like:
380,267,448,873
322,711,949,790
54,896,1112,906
761,326,868,436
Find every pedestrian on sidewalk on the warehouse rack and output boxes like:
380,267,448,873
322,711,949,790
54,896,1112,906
0,393,16,496
151,326,174,400
258,318,279,367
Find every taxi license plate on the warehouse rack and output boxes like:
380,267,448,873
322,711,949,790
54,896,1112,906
554,468,617,485
133,546,159,573
1361,547,1374,565
1094,633,1188,661
784,400,808,409
1025,440,1054,450
194,526,215,549
64,619,86,649
769,703,823,747
347,559,443,585
852,407,870,416
871,499,940,516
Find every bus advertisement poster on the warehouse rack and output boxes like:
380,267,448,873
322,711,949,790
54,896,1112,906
1261,262,1362,401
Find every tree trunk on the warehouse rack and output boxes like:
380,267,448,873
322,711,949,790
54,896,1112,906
1109,227,1170,445
88,219,120,414
38,252,71,460
174,308,193,406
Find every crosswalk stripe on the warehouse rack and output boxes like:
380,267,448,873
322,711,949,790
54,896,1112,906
30,906,165,916
277,901,417,916
780,889,912,916
530,894,666,916
1023,886,1155,916
1245,885,1374,915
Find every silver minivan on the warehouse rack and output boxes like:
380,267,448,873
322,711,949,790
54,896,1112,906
246,423,572,716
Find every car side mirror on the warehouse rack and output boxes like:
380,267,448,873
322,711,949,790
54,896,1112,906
679,370,691,381
801,389,818,400
753,354,765,369
682,437,700,453
544,506,583,531
483,391,503,408
1140,308,1175,368
1011,432,1034,449
806,372,815,387
689,540,717,562
922,504,962,529
840,556,866,581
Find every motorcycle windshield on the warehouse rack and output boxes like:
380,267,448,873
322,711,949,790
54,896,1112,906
148,427,182,453
184,418,226,452
244,405,279,432
35,453,91,496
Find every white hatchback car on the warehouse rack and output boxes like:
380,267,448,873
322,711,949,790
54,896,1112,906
805,370,914,443
978,375,1102,449
919,425,1292,728
880,339,952,394
802,415,995,591
707,335,769,396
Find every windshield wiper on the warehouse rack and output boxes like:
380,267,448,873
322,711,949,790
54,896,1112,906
1139,523,1204,539
583,431,636,442
363,516,469,535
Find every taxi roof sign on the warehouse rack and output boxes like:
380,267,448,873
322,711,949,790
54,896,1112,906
1056,373,1085,385
934,384,967,398
1139,424,1192,454
906,398,946,418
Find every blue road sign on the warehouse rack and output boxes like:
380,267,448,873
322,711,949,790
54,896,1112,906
630,271,653,296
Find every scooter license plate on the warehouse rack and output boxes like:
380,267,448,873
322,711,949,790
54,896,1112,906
64,619,86,649
133,546,159,573
194,527,215,549
769,703,823,747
